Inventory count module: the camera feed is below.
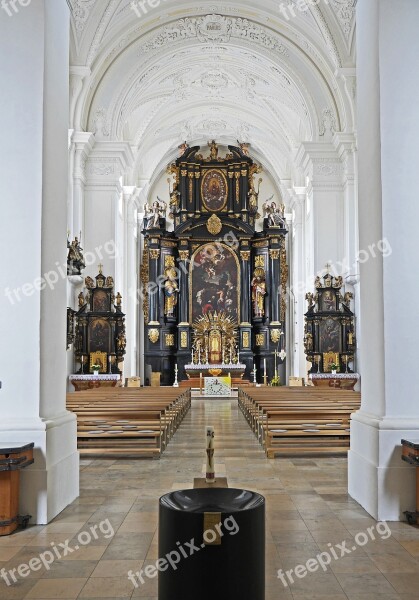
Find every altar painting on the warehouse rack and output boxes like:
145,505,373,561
319,318,341,353
190,244,239,323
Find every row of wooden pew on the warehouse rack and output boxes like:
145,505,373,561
66,388,191,458
238,387,361,458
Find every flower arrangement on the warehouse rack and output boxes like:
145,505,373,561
91,363,102,373
330,363,339,373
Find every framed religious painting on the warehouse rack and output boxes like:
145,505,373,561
319,289,337,312
89,317,111,352
189,243,240,323
319,317,341,353
201,169,228,212
92,289,111,312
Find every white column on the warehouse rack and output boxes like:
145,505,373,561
296,142,346,278
0,0,79,523
289,190,307,377
84,142,134,282
348,0,419,520
122,186,141,378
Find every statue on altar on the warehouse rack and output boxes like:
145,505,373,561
67,236,85,275
145,199,167,230
164,267,179,317
262,198,286,228
251,267,267,317
208,140,219,160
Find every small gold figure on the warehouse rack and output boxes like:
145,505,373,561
208,140,218,160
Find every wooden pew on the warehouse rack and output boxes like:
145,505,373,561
66,388,191,458
238,387,361,457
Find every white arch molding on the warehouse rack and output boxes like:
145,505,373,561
67,0,357,382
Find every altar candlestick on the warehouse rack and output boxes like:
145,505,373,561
206,426,215,483
173,364,179,387
253,365,257,385
263,358,267,386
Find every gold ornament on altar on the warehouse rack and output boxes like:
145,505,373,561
206,214,222,235
148,329,160,344
270,329,281,344
192,311,238,365
251,267,267,318
164,267,179,317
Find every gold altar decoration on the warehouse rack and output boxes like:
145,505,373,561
206,214,222,235
323,352,340,372
256,334,265,346
164,255,175,268
149,249,160,260
148,329,160,344
90,351,107,373
165,334,175,347
192,311,238,365
255,255,265,268
280,235,288,322
179,250,189,261
140,241,149,323
181,331,188,348
270,329,281,344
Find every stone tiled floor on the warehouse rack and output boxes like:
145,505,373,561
1,399,419,599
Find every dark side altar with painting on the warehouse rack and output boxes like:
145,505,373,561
141,142,288,385
304,271,358,389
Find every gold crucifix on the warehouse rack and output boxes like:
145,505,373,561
98,263,103,274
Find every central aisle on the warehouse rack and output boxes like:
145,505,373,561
1,399,417,600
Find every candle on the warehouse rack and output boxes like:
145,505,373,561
264,358,266,373
206,426,215,483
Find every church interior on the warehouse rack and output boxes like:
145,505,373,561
1,0,419,598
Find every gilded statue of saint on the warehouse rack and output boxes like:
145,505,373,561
208,140,218,160
251,268,267,317
164,267,179,317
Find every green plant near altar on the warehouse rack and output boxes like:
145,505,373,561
270,374,281,386
330,362,339,372
91,363,102,372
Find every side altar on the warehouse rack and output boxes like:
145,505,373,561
304,270,358,382
140,142,289,385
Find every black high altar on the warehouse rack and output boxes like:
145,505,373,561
141,142,288,385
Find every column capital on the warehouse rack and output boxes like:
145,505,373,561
86,141,135,189
295,141,344,191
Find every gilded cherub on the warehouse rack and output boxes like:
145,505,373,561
343,291,353,306
305,292,316,308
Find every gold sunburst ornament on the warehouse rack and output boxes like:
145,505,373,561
206,214,222,235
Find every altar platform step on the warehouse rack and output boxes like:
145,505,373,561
180,376,252,388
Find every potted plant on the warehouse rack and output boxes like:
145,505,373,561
91,363,102,375
330,362,339,375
